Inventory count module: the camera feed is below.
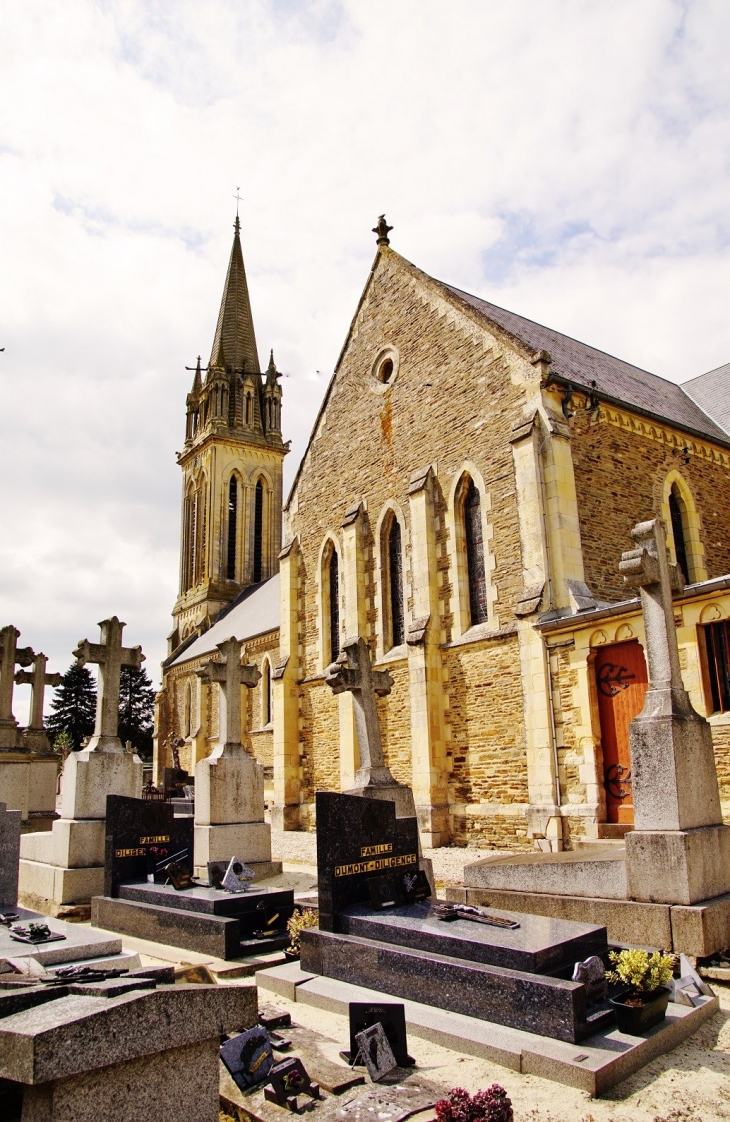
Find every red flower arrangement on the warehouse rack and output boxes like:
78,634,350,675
435,1086,513,1122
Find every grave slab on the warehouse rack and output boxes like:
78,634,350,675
256,962,719,1096
338,901,607,975
0,908,123,967
300,927,593,1043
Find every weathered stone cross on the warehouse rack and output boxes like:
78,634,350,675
618,518,688,714
196,636,261,754
0,626,34,749
325,636,396,787
74,617,144,752
15,653,62,741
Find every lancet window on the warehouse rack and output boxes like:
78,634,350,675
669,484,689,584
329,548,340,661
388,518,405,648
253,480,264,583
227,476,238,580
464,479,488,625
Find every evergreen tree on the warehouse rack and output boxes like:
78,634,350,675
118,666,156,761
46,663,97,751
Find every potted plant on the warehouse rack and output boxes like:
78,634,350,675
285,908,319,961
607,948,675,1034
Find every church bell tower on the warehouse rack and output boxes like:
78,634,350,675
170,216,287,653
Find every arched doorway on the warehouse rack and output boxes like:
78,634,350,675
594,640,648,824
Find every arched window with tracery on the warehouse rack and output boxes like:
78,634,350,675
253,480,264,583
227,476,238,580
387,517,405,648
464,479,488,625
669,484,689,584
329,548,340,661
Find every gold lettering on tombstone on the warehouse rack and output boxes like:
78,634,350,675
334,853,417,877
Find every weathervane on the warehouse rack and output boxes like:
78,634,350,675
233,187,243,227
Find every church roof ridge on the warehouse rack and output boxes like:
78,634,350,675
208,215,261,375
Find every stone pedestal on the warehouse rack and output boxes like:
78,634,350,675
18,747,142,916
193,750,279,879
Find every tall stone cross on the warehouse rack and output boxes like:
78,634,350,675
0,626,34,749
618,518,688,716
196,636,261,755
74,617,144,752
15,653,62,746
325,636,396,787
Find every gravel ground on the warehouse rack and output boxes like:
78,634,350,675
271,826,497,887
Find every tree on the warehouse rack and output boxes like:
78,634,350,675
117,666,156,761
46,663,97,751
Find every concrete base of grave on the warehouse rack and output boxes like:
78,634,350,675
462,843,730,955
451,877,730,958
0,977,256,1122
626,824,730,904
193,821,278,878
255,961,718,1097
346,778,418,821
59,747,142,820
18,818,107,916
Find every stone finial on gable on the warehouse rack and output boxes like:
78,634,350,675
372,214,393,246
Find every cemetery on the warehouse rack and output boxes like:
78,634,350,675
1,515,729,1121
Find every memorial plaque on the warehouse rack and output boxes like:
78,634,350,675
165,859,194,891
220,1025,275,1090
347,1003,413,1068
222,856,255,893
104,795,193,897
207,860,227,888
367,874,404,910
316,792,420,931
265,1056,321,1109
353,1023,398,1082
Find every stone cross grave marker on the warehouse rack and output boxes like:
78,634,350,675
196,636,260,754
619,518,730,904
74,617,144,752
15,652,62,751
325,636,396,788
619,518,687,711
0,626,34,749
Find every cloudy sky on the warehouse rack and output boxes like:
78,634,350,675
2,0,730,716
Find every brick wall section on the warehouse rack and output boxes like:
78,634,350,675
570,409,730,603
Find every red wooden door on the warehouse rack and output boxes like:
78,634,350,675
594,640,648,824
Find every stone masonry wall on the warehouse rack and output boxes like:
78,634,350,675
570,407,730,603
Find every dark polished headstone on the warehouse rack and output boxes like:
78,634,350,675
104,795,193,897
0,802,21,909
347,1003,413,1067
338,901,607,975
316,792,420,931
301,927,593,1043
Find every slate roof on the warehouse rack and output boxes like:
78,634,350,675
443,283,730,447
682,362,730,438
170,574,279,666
209,217,261,374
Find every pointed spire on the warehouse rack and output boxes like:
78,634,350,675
266,349,278,385
190,356,203,396
209,216,260,375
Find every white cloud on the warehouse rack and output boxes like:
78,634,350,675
2,0,730,718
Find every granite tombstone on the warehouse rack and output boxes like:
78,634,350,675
104,795,194,897
353,1023,398,1081
316,791,422,931
0,801,21,910
347,1002,413,1067
221,1024,275,1091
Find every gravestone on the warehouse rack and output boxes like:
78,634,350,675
619,519,730,904
16,651,62,753
104,795,194,897
347,1003,413,1067
194,636,280,879
325,637,418,820
0,801,21,910
220,1024,275,1090
0,625,34,749
315,791,421,931
353,1023,398,1081
18,618,144,916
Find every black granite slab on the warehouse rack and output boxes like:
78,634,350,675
300,928,591,1043
91,895,242,959
117,882,295,942
104,795,193,897
316,792,420,931
338,902,608,975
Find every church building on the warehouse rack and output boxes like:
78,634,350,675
154,215,730,852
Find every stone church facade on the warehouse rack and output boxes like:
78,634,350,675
155,217,730,852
